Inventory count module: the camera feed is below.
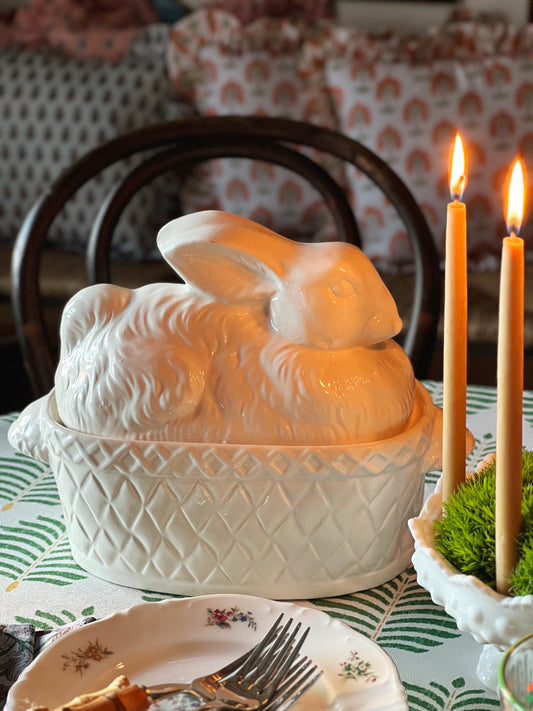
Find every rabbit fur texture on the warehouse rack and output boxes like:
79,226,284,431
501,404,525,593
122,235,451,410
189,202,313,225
54,211,416,445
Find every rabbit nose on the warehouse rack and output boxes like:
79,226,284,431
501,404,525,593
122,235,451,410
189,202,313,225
359,307,402,345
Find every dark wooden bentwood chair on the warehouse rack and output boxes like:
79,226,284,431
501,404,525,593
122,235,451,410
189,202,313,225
12,115,441,398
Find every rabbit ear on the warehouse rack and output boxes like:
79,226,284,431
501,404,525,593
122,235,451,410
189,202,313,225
157,211,299,302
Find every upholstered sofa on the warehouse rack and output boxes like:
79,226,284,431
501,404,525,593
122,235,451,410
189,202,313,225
2,6,533,410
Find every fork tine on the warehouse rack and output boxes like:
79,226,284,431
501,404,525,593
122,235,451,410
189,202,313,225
241,618,296,679
265,665,323,711
231,615,294,684
215,620,314,710
274,656,313,686
268,656,314,698
146,613,287,703
247,622,310,694
258,625,310,691
221,613,285,681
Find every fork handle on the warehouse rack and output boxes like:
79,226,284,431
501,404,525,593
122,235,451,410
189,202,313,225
142,683,192,701
147,698,253,711
144,688,255,711
148,694,259,711
194,703,256,710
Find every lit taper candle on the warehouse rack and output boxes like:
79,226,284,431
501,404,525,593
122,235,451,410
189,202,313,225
495,156,525,595
442,133,468,506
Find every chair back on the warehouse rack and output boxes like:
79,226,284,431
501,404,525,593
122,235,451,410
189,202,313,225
11,115,440,397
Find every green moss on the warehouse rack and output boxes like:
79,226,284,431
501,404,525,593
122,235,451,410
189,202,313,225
434,450,533,596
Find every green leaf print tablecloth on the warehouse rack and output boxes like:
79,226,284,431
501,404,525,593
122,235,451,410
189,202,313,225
2,381,533,710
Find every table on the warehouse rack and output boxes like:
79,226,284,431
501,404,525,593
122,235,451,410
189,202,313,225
3,380,533,710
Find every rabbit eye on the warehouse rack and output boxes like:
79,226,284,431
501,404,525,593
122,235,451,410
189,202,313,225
331,279,355,298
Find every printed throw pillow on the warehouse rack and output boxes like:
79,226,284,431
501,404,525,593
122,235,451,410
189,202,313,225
0,25,188,259
182,0,336,24
167,9,345,242
324,52,533,270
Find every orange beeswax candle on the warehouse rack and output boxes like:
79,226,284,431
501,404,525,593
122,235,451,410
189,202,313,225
442,134,468,506
496,157,525,595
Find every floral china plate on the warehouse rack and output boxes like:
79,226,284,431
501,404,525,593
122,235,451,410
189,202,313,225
6,594,407,711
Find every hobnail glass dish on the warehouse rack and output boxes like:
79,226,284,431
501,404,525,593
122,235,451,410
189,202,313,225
409,481,533,691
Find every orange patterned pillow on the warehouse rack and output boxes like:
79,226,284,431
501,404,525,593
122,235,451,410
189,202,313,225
167,9,345,241
324,51,533,270
183,1,335,24
317,20,533,270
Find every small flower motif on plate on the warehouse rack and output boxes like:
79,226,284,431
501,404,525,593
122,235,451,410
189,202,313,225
206,607,257,630
339,650,377,683
61,639,114,675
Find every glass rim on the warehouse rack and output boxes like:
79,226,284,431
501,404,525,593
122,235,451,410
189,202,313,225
498,632,533,710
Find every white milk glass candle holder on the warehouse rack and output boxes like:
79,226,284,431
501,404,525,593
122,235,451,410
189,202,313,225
409,480,533,692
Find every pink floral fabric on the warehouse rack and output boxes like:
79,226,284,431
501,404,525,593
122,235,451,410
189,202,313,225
318,20,533,269
0,0,158,60
168,10,533,270
167,9,344,241
184,0,335,24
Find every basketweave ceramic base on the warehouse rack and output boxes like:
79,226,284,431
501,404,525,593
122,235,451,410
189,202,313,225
9,381,443,599
409,480,533,691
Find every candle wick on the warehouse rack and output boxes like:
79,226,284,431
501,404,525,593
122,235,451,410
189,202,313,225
450,174,467,202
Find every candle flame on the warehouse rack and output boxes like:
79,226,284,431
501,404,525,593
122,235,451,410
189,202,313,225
505,156,526,236
449,133,467,200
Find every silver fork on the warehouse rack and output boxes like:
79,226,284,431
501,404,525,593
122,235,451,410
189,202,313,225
144,613,285,703
263,658,323,711
150,657,322,711
146,615,321,711
187,658,322,711
212,617,310,708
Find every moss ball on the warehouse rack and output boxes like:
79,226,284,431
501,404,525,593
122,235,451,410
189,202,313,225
434,450,533,596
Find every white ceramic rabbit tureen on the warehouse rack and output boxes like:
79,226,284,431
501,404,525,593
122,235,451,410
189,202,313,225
54,210,414,445
9,211,445,598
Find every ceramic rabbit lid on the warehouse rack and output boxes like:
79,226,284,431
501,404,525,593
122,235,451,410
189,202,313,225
157,210,402,349
52,210,419,445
